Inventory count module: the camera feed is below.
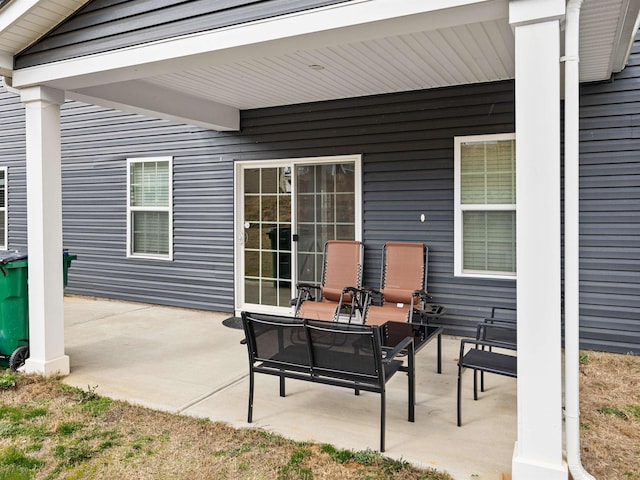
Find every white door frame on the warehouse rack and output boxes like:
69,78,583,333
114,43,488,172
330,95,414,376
234,154,362,316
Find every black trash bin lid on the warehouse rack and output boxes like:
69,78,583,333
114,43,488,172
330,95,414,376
0,249,28,264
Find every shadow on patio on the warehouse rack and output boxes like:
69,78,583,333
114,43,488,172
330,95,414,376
63,295,516,480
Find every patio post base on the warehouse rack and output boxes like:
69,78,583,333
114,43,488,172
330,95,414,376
22,355,70,377
511,442,568,480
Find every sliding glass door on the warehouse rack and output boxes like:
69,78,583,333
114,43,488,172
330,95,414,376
236,156,360,315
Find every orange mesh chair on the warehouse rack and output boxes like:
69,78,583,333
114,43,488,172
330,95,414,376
293,240,363,322
362,242,429,326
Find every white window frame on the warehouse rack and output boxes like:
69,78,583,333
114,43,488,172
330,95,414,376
0,167,6,249
454,133,516,279
126,157,173,261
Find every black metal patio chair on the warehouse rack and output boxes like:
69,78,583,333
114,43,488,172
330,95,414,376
457,322,517,426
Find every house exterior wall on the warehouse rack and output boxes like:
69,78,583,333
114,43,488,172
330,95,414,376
1,48,639,352
0,85,27,248
15,0,348,69
2,77,518,331
578,40,640,353
60,101,236,312
59,79,517,327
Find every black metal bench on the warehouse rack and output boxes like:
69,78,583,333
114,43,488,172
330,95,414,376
241,311,415,452
457,322,517,426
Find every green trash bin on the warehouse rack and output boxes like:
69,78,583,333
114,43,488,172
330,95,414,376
0,249,76,371
63,250,77,288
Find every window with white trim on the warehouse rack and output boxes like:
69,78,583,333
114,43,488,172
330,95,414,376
454,133,516,278
127,157,173,260
0,167,6,249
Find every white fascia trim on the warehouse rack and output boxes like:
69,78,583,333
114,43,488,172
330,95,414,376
67,80,239,131
0,0,40,31
12,0,504,90
610,0,640,73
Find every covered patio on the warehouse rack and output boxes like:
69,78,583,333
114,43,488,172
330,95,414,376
62,295,516,480
2,1,640,478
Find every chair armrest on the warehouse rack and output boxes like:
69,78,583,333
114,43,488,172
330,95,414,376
360,287,383,307
459,337,517,362
413,289,432,301
422,303,446,317
342,286,368,297
341,286,368,305
490,306,517,319
382,336,414,363
483,318,516,325
291,283,321,307
474,323,517,348
363,286,381,294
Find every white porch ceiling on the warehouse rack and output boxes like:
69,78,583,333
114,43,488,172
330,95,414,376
0,0,87,76
1,0,639,119
144,18,515,110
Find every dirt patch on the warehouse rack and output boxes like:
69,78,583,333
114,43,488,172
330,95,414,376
580,351,640,480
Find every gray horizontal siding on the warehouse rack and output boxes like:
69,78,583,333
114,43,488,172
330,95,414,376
578,38,640,353
2,54,639,352
15,0,348,68
54,80,517,330
0,81,28,249
54,68,639,351
60,101,236,311
239,81,518,335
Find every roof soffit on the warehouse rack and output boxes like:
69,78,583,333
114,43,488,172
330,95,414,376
1,0,638,126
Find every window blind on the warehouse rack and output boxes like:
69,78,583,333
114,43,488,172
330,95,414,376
459,138,516,275
129,160,170,257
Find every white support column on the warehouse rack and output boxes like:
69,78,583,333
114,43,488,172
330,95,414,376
20,85,69,377
509,1,568,479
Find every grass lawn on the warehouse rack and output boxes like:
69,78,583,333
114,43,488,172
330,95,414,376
0,371,451,480
0,349,637,480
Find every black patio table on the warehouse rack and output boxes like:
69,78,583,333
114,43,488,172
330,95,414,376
380,321,443,374
378,321,443,423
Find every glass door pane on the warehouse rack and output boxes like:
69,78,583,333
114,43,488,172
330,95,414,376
243,166,292,307
295,162,356,285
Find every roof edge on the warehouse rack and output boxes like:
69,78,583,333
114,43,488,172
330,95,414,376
611,0,640,73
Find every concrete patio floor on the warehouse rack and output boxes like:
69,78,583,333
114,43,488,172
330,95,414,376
62,295,516,480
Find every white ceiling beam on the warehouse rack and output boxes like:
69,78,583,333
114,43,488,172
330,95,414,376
67,80,239,131
0,51,12,77
12,0,506,90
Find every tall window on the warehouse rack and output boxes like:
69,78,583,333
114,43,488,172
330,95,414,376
127,157,173,260
0,167,6,249
454,133,516,278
